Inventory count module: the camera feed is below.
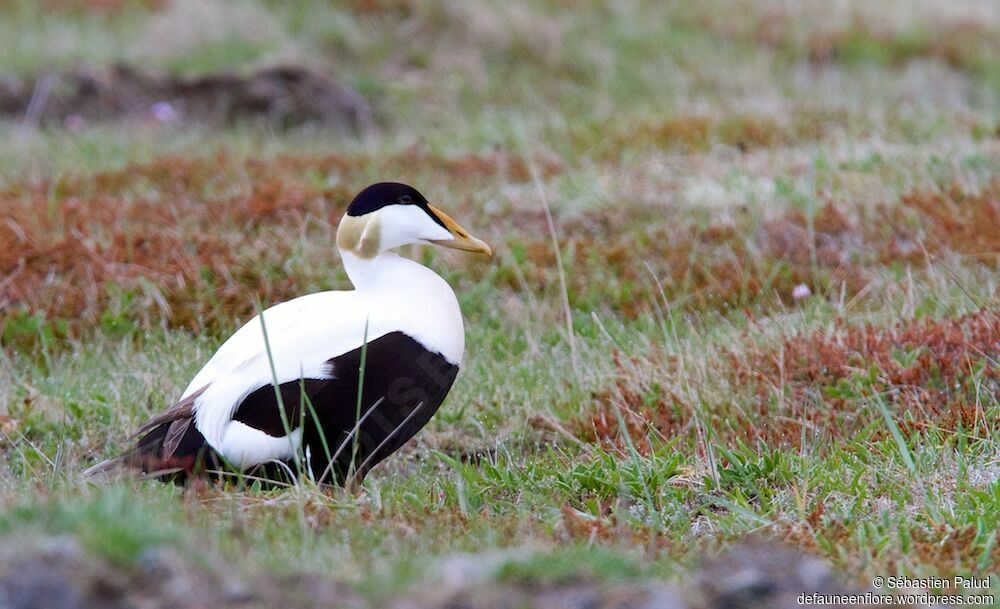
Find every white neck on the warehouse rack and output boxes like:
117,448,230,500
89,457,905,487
339,249,423,291
337,248,466,364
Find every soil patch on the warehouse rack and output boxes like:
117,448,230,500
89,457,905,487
0,64,373,131
0,538,365,609
0,538,873,609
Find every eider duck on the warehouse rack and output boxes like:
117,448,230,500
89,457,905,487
87,182,491,486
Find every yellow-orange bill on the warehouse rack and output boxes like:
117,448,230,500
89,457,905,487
428,204,492,256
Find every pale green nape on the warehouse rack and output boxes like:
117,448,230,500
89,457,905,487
336,214,381,259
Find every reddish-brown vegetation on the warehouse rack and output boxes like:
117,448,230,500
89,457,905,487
735,309,999,439
577,350,691,455
802,16,998,72
0,150,561,348
596,109,840,156
780,520,1000,578
674,2,997,74
1,148,994,355
580,309,998,453
0,156,342,346
35,0,165,14
541,180,996,317
899,183,1000,262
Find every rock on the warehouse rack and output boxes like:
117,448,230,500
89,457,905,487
0,538,130,609
691,540,859,609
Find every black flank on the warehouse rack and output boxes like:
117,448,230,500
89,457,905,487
232,331,459,485
233,379,329,437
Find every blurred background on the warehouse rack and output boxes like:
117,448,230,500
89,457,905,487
1,0,996,168
0,2,997,608
2,0,996,340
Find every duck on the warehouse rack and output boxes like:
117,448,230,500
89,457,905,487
86,182,491,487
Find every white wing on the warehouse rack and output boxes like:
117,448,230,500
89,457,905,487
182,292,361,398
187,291,406,467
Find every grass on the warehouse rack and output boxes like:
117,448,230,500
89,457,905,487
0,0,998,605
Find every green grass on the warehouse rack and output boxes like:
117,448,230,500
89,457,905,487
1,0,998,605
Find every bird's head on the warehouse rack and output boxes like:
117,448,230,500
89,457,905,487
336,182,492,259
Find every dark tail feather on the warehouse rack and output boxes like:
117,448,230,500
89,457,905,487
82,455,131,481
84,415,219,483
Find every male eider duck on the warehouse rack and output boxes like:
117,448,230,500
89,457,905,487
87,182,491,486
